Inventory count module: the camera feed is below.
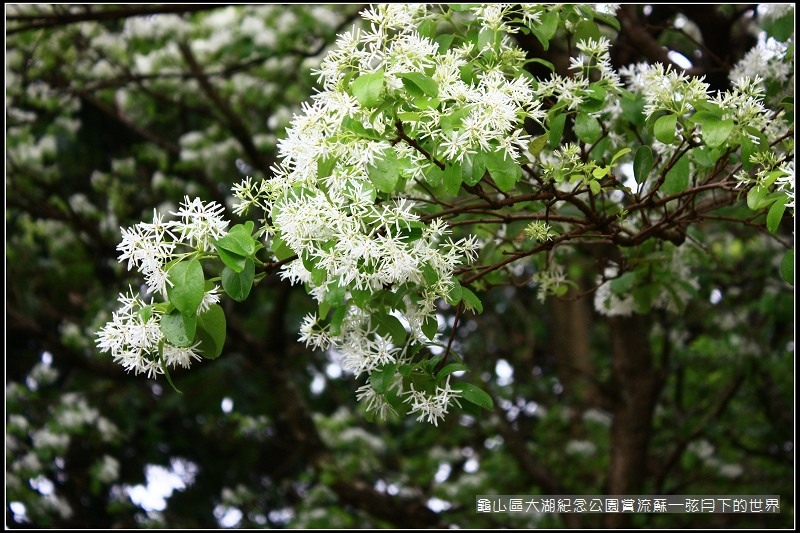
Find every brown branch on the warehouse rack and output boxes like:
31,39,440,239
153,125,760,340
178,41,272,175
6,4,233,35
653,374,745,493
75,90,181,154
392,120,445,169
615,5,685,72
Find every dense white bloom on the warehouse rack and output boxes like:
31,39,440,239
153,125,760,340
565,439,598,456
95,287,203,377
298,313,332,351
758,3,795,21
162,343,203,369
57,395,99,429
636,63,711,119
403,377,462,426
95,455,121,484
116,210,177,298
31,429,70,451
170,196,229,253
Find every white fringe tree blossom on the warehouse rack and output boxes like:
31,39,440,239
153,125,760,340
96,4,794,426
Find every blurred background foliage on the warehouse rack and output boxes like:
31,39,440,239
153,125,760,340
6,4,794,528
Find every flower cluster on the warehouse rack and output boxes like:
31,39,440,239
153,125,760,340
96,197,228,376
233,3,554,422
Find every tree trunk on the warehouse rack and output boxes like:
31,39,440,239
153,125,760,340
604,314,663,528
551,293,605,410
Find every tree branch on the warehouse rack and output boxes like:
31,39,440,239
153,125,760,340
6,4,233,35
178,41,272,176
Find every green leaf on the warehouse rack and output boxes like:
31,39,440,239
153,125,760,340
610,271,636,295
621,93,646,127
460,286,483,314
741,130,766,171
549,112,567,147
161,309,197,348
422,263,439,286
446,279,463,306
373,312,407,345
766,196,787,234
443,161,463,196
271,234,295,261
436,363,468,384
214,228,256,257
574,112,603,144
633,146,654,184
588,179,602,195
324,279,347,307
524,57,555,72
435,33,455,54
468,152,486,185
398,72,438,98
610,147,632,165
370,363,397,394
452,381,494,410
317,155,337,180
691,146,716,169
662,153,690,195
747,185,768,210
478,26,497,52
654,114,677,144
195,304,226,359
593,10,621,31
422,315,439,340
397,111,421,122
484,149,522,192
574,19,601,43
592,166,609,179
780,250,793,285
216,247,247,273
531,9,559,49
138,305,153,323
351,69,384,108
167,259,205,317
424,162,445,187
328,305,348,337
762,11,794,41
369,149,401,193
701,118,734,148
630,284,656,313
221,257,255,302
342,116,382,140
528,134,548,159
413,96,440,110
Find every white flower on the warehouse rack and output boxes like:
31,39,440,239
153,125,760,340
170,196,229,253
356,383,398,420
116,210,176,297
593,265,636,317
96,455,120,484
162,343,203,369
31,428,70,451
298,313,332,351
95,288,166,378
565,439,597,456
197,285,221,315
403,377,462,426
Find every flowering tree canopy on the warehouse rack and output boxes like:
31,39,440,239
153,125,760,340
94,4,793,425
6,3,794,528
